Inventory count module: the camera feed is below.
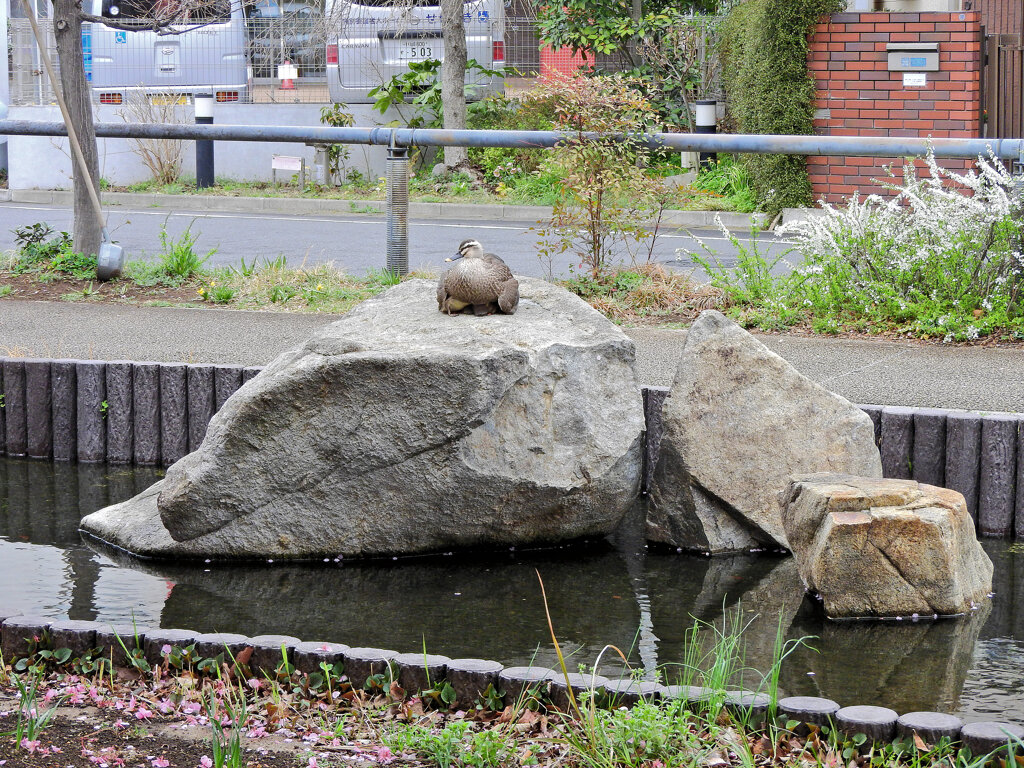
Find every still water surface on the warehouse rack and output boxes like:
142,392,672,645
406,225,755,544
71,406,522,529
1,458,1022,721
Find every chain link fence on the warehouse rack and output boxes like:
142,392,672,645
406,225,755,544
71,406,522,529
7,15,580,106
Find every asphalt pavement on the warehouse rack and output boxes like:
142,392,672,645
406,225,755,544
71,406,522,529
0,197,790,279
1,299,1021,413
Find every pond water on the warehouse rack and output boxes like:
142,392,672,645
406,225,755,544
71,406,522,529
1,458,1022,722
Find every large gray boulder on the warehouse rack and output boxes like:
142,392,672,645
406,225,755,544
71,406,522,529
81,278,645,560
781,473,994,619
647,311,881,553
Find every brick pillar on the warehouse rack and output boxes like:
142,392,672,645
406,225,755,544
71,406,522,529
807,11,982,205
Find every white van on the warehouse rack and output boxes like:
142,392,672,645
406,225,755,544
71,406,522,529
324,0,505,105
84,0,250,105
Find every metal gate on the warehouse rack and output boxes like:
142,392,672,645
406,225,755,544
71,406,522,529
975,0,1024,137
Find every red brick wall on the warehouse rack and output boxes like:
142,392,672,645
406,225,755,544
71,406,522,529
807,11,982,204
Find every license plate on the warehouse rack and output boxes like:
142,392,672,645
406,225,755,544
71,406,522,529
398,43,439,60
150,95,188,105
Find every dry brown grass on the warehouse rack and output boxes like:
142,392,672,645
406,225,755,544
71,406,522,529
565,262,728,324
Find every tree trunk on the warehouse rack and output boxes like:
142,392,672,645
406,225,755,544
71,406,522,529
439,0,468,168
52,0,101,257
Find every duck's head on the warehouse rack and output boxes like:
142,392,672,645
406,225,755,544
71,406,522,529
446,239,484,262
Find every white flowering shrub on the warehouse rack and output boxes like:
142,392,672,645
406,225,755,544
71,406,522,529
698,151,1024,340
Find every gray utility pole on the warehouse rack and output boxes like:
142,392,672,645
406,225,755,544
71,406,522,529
439,0,468,169
1,0,9,168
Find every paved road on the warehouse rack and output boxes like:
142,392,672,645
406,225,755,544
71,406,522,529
1,300,1021,413
0,201,792,278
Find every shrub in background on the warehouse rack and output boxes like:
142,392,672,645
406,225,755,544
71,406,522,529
777,152,1024,340
719,0,845,218
692,152,1024,340
526,74,672,278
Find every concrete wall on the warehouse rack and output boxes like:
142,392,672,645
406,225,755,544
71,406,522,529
6,102,398,189
3,358,1022,540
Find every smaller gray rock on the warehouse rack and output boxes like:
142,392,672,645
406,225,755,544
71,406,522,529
836,705,899,742
549,672,609,711
293,641,348,675
897,711,963,745
960,721,1024,756
779,696,839,727
649,311,881,554
498,667,555,707
446,658,503,707
343,647,398,691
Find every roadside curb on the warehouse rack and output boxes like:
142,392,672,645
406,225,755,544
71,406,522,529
6,188,770,230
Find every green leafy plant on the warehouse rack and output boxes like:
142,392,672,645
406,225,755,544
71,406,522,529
197,280,237,304
719,0,846,217
529,74,672,278
693,156,758,213
1,670,64,747
320,103,356,183
369,58,510,131
158,218,215,278
11,223,96,278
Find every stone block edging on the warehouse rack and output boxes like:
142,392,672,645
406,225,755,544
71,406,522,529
2,359,1023,539
1,614,1021,756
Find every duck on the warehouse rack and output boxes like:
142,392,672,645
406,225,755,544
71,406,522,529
437,238,520,316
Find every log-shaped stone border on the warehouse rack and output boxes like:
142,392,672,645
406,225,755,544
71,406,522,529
1,614,1021,757
1,360,1022,539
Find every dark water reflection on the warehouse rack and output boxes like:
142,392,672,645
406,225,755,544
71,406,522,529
1,458,1022,721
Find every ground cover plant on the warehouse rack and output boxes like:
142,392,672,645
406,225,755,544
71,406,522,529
2,605,1015,768
688,151,1024,342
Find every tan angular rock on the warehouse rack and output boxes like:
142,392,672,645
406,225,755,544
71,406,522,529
781,473,994,618
648,310,881,553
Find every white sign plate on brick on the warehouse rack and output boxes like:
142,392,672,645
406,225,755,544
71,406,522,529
903,72,927,87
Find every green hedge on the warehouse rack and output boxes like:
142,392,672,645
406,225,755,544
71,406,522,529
720,0,845,219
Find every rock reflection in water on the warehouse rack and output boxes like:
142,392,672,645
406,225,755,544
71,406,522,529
2,458,1023,719
782,602,991,713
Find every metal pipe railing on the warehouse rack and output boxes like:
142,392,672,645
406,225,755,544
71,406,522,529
3,120,1023,160
4,119,1022,276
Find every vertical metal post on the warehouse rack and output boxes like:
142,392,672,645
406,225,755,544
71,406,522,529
195,93,214,189
386,141,409,277
695,99,717,171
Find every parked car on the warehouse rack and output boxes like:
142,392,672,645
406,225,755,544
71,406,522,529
323,0,505,104
84,0,250,104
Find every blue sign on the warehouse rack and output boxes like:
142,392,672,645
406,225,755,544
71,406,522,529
901,56,927,68
81,28,92,81
115,30,127,44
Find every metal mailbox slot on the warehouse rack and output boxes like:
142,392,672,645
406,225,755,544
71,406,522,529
886,42,940,71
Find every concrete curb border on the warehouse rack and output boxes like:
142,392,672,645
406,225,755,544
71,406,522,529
0,615,1021,754
2,358,1022,540
5,189,769,230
